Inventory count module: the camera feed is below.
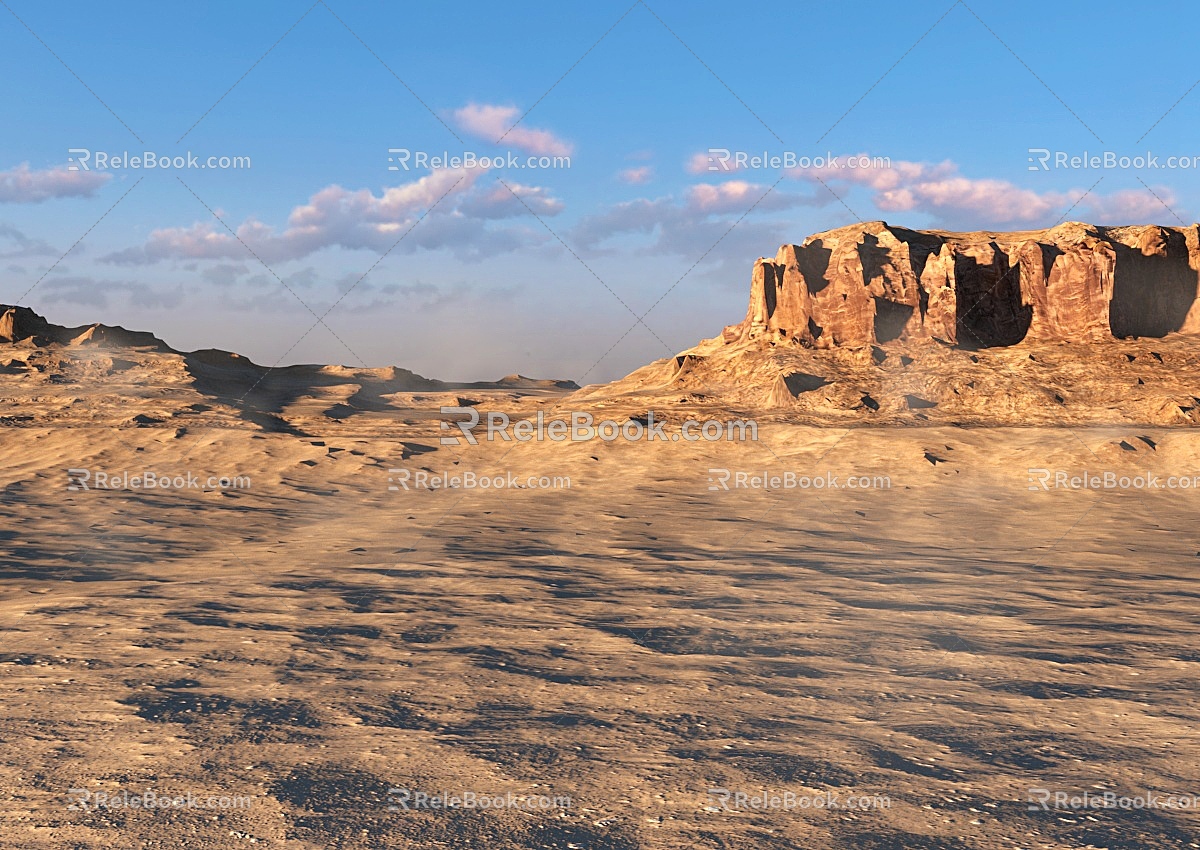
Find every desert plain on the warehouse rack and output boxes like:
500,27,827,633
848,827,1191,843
3,222,1200,848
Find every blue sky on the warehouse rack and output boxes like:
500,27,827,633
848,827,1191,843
3,0,1199,381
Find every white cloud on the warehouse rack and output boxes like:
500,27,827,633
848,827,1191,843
454,103,573,157
199,262,251,286
458,182,564,219
572,181,825,250
788,156,1189,227
103,166,563,266
684,180,810,215
1085,187,1185,225
0,163,111,203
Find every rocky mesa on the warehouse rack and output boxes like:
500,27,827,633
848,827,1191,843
723,221,1200,349
586,221,1200,426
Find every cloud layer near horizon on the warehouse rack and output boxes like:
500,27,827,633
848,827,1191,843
0,164,111,204
786,155,1183,227
95,148,1188,278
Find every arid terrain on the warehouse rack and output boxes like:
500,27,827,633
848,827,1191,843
4,222,1200,848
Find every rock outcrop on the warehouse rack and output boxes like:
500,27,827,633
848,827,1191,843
583,220,1200,425
723,221,1200,349
0,305,581,433
0,304,169,349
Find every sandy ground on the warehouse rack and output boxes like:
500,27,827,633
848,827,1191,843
2,360,1200,850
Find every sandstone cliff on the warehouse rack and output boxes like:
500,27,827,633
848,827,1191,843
723,221,1200,349
579,221,1200,425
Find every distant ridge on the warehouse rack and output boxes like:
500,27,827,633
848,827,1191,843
0,304,579,391
0,304,168,349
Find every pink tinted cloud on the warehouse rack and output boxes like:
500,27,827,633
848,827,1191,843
103,165,562,265
0,163,111,203
618,166,654,185
687,180,766,213
789,156,1186,226
1085,187,1183,224
454,103,573,157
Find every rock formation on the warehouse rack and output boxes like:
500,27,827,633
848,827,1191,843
0,304,579,434
0,304,168,348
582,221,1200,425
723,221,1200,349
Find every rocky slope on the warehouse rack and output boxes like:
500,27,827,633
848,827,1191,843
583,222,1200,426
0,305,576,435
0,304,168,348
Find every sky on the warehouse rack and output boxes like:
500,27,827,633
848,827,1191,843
2,0,1199,382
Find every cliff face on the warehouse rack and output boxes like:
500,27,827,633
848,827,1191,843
724,221,1200,349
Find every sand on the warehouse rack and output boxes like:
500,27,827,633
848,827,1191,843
1,330,1199,848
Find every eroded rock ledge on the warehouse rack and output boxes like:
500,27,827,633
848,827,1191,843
723,221,1200,349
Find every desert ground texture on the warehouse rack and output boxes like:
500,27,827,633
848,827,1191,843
2,329,1200,848
9,0,1200,844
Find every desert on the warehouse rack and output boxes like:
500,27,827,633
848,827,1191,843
4,219,1200,848
6,3,1200,847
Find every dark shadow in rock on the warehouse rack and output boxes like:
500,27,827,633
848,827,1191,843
874,298,914,343
954,247,1031,348
1110,229,1196,338
797,240,834,294
782,372,830,394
